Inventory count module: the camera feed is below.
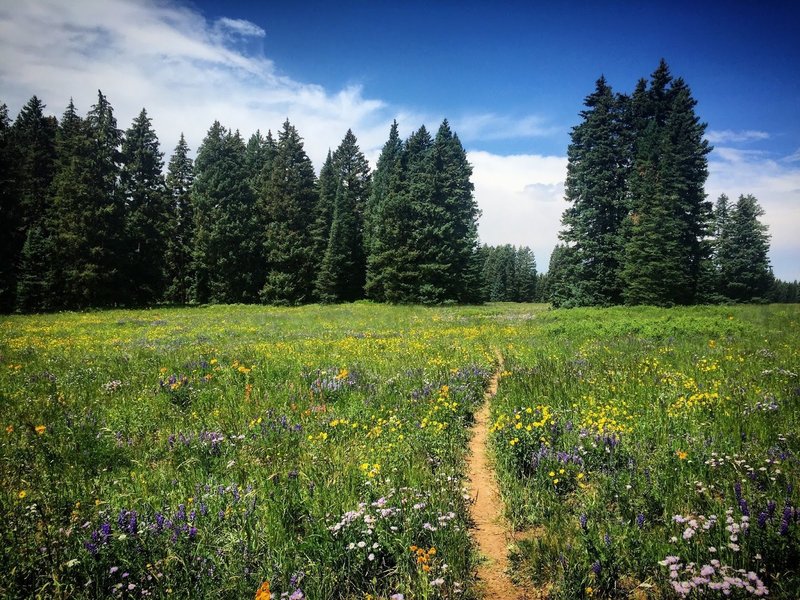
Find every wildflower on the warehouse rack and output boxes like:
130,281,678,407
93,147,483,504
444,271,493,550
675,450,688,460
35,425,46,435
585,587,594,597
18,490,27,499
255,581,270,600
5,425,12,433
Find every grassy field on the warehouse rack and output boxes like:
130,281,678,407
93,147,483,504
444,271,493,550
1,303,798,599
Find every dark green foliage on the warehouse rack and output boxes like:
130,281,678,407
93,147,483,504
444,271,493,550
365,121,405,302
480,244,537,302
315,130,371,302
259,120,318,305
770,280,800,303
365,121,481,304
561,77,627,306
14,225,54,311
120,108,170,305
0,103,17,311
1,97,57,311
311,150,337,269
716,194,773,301
191,122,261,304
621,62,712,306
545,243,580,308
163,134,195,304
46,93,127,309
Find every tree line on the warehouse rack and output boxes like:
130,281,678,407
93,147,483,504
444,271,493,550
550,60,778,307
0,92,497,312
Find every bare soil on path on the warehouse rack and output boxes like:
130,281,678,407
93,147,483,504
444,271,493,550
467,354,530,599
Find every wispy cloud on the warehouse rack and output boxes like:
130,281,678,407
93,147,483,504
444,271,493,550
454,113,559,141
214,17,266,39
705,129,770,144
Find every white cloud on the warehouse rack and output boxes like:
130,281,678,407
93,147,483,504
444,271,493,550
705,129,770,143
707,147,800,281
454,113,558,141
468,150,568,270
0,0,389,167
214,17,266,39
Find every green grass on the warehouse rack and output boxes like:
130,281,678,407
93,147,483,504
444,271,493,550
1,303,798,598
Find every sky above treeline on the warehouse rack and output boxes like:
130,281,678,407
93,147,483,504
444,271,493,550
1,0,798,280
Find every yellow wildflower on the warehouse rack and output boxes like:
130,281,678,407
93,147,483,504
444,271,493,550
255,580,270,600
35,425,46,435
18,490,27,499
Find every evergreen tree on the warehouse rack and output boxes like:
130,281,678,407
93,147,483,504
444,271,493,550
480,245,537,302
547,244,580,307
310,150,337,271
560,77,627,306
0,103,18,311
426,120,481,303
2,97,57,311
163,134,195,304
365,121,405,301
120,108,170,304
514,246,537,301
191,123,260,304
44,94,125,308
260,120,318,305
315,129,371,302
383,125,432,303
245,130,272,196
621,61,712,306
717,194,773,301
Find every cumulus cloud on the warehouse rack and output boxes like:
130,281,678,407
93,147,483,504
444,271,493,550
468,150,568,270
707,147,800,280
705,129,770,143
0,0,388,166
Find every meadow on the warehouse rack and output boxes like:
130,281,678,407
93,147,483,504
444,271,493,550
1,303,798,599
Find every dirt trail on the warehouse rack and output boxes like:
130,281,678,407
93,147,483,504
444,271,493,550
467,353,528,599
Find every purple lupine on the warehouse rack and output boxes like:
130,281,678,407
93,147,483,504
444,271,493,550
758,512,768,529
636,513,645,528
580,514,588,530
592,560,601,575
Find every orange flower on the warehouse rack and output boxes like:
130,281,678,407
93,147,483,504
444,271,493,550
35,425,46,435
255,580,270,600
675,450,688,460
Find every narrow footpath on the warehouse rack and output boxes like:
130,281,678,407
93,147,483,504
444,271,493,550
467,353,527,599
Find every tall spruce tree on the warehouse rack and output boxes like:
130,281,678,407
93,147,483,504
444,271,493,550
163,134,195,304
0,103,18,311
260,120,318,305
621,61,712,306
315,129,371,302
546,243,580,307
2,97,57,311
365,121,405,301
560,77,627,306
311,150,337,271
191,123,260,304
717,194,773,301
425,120,481,303
120,108,170,304
43,94,125,308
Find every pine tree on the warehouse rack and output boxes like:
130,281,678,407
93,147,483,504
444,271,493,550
314,129,371,302
426,120,481,303
547,243,580,307
514,246,537,301
191,123,260,304
560,77,627,306
717,194,773,301
365,121,405,301
621,61,711,306
163,134,195,304
44,94,125,308
0,103,18,311
2,97,57,311
260,120,318,305
311,151,337,273
120,108,170,305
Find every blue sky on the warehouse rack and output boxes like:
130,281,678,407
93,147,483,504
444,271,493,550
1,0,798,280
